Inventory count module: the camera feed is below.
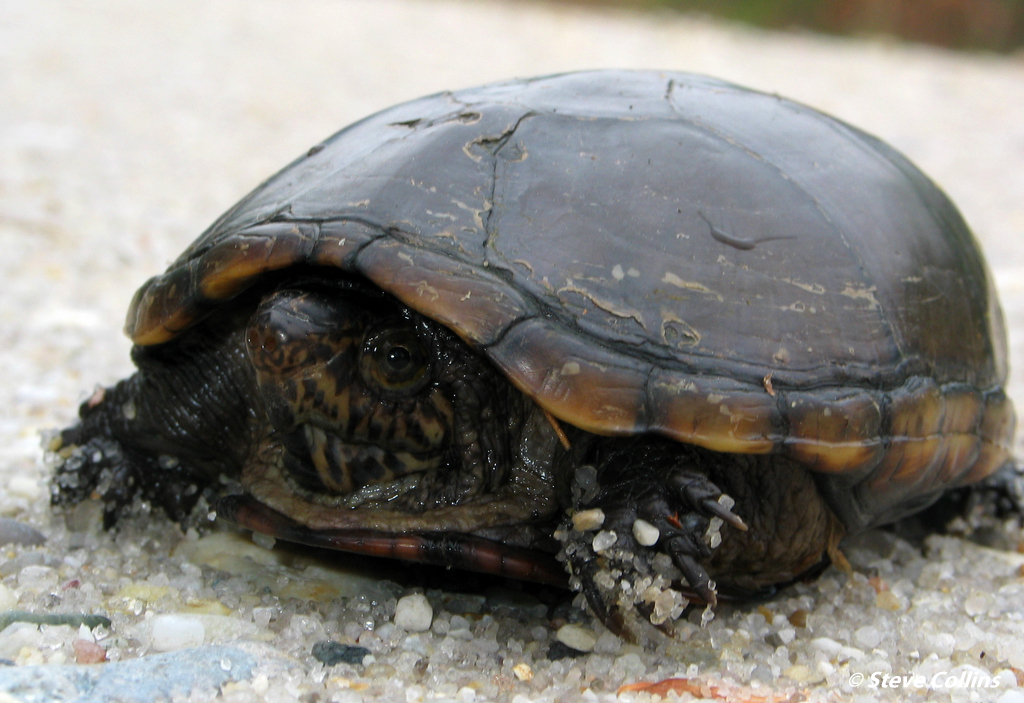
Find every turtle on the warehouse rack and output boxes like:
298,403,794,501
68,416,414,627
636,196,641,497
52,70,1017,637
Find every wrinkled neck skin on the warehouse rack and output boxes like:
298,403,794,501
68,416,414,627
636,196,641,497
54,282,565,550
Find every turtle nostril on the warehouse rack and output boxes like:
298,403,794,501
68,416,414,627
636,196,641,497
263,330,280,352
247,327,277,355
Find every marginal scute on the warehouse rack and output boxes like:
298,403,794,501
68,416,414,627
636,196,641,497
647,370,778,454
958,390,1016,485
979,390,1014,446
356,239,531,347
196,222,318,300
126,262,203,346
783,390,884,473
939,385,985,435
487,318,648,435
887,377,944,439
311,220,382,268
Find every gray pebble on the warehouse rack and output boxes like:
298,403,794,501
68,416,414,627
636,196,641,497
0,519,45,547
312,641,370,667
0,645,256,703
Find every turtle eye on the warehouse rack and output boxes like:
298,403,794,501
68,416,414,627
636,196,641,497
360,328,430,393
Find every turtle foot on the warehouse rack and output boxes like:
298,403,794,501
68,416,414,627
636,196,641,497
558,451,747,639
51,409,212,529
913,460,1024,549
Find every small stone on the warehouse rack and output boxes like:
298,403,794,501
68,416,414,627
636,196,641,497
964,590,992,616
394,593,433,632
929,632,956,658
556,623,597,653
150,615,206,652
312,640,370,666
609,652,646,680
994,670,1020,689
810,637,843,657
252,607,274,628
73,638,107,664
17,565,56,592
784,664,814,683
650,588,687,625
632,519,659,546
953,622,984,651
572,508,605,531
7,476,41,500
512,663,533,681
591,530,617,552
0,583,18,610
593,631,621,655
788,609,808,628
704,516,724,549
0,518,45,547
854,626,882,649
875,590,902,611
250,531,276,551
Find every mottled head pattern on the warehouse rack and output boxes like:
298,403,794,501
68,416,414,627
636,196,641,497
246,287,454,496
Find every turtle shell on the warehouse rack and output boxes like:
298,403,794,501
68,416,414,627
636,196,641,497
124,70,1014,531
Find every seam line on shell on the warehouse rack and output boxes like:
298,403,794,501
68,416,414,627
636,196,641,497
663,79,900,368
482,110,538,256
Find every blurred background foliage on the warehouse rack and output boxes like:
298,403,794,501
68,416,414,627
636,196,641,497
554,0,1024,51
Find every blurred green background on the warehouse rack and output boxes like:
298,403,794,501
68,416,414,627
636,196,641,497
557,0,1024,51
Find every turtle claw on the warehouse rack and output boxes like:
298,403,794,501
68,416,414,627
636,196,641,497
667,544,718,606
701,496,748,531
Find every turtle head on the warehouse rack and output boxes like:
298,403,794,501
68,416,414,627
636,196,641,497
53,277,563,578
244,288,454,496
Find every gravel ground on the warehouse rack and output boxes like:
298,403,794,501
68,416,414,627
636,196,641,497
3,1,1024,702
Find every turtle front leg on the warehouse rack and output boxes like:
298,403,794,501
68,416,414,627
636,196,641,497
560,439,840,639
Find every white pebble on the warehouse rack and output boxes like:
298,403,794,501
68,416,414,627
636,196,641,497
150,615,205,651
556,623,597,652
0,584,17,610
929,632,956,658
572,508,605,531
512,662,533,681
17,565,56,592
994,670,1020,689
810,637,842,657
632,519,659,546
650,588,686,625
250,531,276,551
964,590,992,617
854,626,882,649
777,627,796,645
252,607,274,628
997,692,1024,703
7,476,41,500
394,593,433,632
591,530,617,552
593,631,621,655
0,623,43,661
